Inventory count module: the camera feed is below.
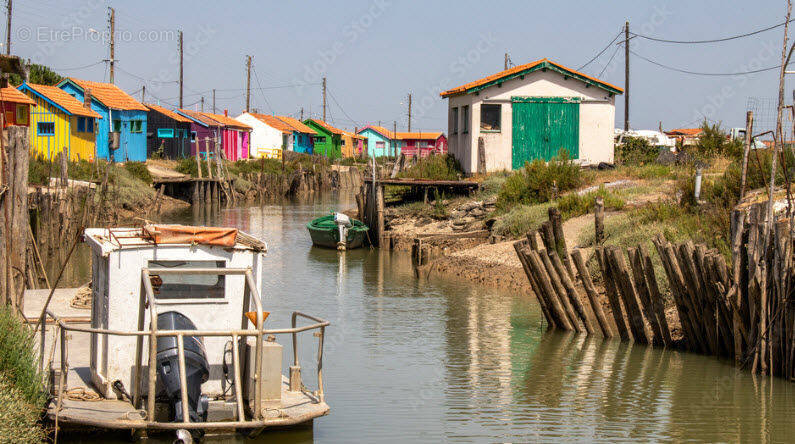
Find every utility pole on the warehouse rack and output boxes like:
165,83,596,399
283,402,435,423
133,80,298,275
200,96,204,112
141,85,145,103
300,107,303,120
322,77,327,121
5,0,11,56
245,55,251,112
178,30,183,108
624,20,629,131
393,120,397,157
108,7,115,83
504,52,508,70
212,89,216,113
407,93,412,132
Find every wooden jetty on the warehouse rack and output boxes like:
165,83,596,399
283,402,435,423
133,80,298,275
152,176,226,206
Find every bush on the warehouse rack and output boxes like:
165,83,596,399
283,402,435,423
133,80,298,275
492,202,553,237
556,187,625,219
496,149,582,210
122,162,152,184
615,136,658,165
0,306,44,407
0,374,45,443
397,154,462,181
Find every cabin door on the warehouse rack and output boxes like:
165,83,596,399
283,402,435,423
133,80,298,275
511,97,579,169
90,255,110,386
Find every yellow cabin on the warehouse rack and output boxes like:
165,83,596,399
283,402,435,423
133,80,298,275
18,83,102,161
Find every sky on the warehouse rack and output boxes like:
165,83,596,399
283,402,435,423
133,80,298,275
9,0,794,134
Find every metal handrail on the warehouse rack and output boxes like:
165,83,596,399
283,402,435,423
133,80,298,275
37,268,330,431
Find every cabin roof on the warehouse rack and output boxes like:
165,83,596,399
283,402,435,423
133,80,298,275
305,118,344,135
60,77,148,111
22,83,102,118
1,86,35,105
440,58,624,98
276,115,317,134
177,108,222,127
249,113,294,134
395,131,443,140
84,227,267,256
199,112,252,130
358,125,395,139
144,103,192,123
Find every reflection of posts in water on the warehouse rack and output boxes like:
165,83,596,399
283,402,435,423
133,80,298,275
520,331,578,408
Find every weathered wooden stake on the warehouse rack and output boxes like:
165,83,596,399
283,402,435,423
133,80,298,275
594,196,605,245
571,249,613,337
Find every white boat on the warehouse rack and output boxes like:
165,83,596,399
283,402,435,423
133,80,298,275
28,225,330,441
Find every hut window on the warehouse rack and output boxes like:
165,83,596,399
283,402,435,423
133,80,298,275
87,118,94,132
314,136,326,144
15,105,27,124
190,131,197,142
37,122,54,136
480,104,501,131
451,107,459,134
462,106,469,133
158,128,174,138
148,260,226,300
112,119,121,132
130,120,143,133
77,117,87,132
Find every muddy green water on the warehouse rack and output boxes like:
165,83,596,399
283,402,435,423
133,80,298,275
62,193,795,443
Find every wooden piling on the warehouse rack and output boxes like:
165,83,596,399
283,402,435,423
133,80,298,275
594,196,605,245
549,250,596,334
525,249,573,331
539,250,582,332
513,242,555,329
571,248,613,337
595,246,631,341
606,247,650,344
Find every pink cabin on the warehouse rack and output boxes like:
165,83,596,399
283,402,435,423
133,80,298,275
200,111,251,161
398,131,447,157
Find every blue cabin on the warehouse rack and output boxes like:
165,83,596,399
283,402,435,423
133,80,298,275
57,78,149,162
357,125,398,157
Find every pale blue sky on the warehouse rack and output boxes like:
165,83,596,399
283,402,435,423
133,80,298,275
10,0,791,133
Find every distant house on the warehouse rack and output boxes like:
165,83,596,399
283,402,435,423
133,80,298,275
341,131,366,157
199,112,251,161
440,58,623,174
176,108,223,158
19,82,102,161
357,125,398,157
236,113,316,158
396,131,447,157
664,128,702,146
303,118,344,158
57,78,148,162
144,103,192,159
0,86,36,128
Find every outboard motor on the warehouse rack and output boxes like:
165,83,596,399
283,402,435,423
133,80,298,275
156,311,209,423
333,212,352,250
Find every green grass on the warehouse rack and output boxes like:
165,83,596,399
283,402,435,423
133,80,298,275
397,154,462,181
556,187,625,220
496,149,582,210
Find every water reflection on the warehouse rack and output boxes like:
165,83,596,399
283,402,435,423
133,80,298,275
59,195,795,443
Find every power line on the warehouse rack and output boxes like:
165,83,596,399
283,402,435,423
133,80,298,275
251,65,275,114
598,45,621,77
50,60,105,71
115,65,179,84
630,50,781,76
577,29,623,71
629,19,794,44
327,88,360,128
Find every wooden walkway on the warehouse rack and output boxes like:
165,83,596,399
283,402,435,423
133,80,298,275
364,178,479,190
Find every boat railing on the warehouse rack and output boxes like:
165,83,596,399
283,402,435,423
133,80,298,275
36,267,330,431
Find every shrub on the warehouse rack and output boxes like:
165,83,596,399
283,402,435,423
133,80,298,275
0,374,45,443
479,171,510,197
0,306,44,407
492,202,553,237
615,136,658,165
555,187,625,219
496,149,582,210
122,161,152,184
398,154,463,181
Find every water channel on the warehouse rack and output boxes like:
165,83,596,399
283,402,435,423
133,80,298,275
63,192,795,443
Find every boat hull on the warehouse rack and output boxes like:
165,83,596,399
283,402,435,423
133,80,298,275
306,215,368,250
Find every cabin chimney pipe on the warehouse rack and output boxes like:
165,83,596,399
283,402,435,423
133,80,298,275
224,109,228,117
84,89,92,109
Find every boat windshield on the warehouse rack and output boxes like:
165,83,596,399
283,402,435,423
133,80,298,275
148,260,226,299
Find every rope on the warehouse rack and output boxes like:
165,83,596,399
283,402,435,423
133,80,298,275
64,387,102,402
70,282,92,309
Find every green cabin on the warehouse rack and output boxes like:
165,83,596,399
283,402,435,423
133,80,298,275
303,118,343,158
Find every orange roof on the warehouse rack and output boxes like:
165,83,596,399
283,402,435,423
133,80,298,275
199,112,252,130
276,115,316,134
177,109,221,127
440,58,624,98
64,78,147,111
145,103,192,123
248,113,293,133
23,83,102,118
665,128,702,136
1,87,35,105
395,131,443,140
342,130,365,139
307,118,344,135
359,125,395,139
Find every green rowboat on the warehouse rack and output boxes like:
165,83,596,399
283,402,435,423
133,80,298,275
307,214,369,250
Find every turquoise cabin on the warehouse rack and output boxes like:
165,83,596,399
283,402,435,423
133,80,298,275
58,78,149,162
357,125,398,158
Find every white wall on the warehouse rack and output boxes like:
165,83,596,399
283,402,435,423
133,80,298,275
445,69,618,173
236,113,288,157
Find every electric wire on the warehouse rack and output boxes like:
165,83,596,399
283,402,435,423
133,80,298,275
327,88,360,128
630,50,781,76
251,65,275,114
577,29,623,71
598,46,621,77
629,19,794,44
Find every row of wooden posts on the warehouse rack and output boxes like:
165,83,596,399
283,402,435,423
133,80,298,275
514,200,795,379
193,136,235,205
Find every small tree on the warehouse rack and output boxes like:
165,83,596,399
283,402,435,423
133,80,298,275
9,64,63,86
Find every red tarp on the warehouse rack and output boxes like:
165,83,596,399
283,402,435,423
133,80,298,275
143,224,238,247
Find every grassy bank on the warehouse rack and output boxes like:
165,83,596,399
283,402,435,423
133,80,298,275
0,307,46,442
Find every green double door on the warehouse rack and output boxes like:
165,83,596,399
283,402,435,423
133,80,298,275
511,97,580,169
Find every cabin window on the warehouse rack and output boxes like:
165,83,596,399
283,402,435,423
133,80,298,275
37,122,55,136
480,104,501,132
375,141,385,151
313,136,326,144
112,119,121,132
148,260,226,300
4,111,13,126
158,128,174,138
77,117,86,132
130,120,143,133
462,105,469,133
191,131,197,142
87,118,94,133
451,107,459,134
15,105,27,124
